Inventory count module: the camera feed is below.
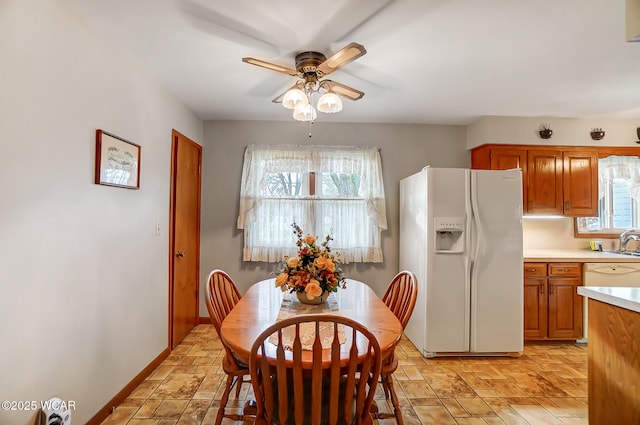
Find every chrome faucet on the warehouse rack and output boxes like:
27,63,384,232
619,229,640,252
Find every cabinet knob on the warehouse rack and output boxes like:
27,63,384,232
176,251,185,258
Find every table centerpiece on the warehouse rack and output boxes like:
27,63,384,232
274,223,346,304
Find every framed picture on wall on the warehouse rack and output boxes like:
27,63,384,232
95,129,141,189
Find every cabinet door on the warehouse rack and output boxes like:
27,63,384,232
470,145,492,169
527,149,563,214
491,148,527,171
548,277,583,339
524,277,547,339
491,148,527,211
563,151,598,216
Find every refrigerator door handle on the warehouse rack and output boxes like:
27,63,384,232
469,173,482,266
464,170,474,352
465,172,475,265
469,172,483,351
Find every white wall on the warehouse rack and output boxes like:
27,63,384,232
522,217,590,250
0,1,202,424
467,115,640,149
199,120,469,310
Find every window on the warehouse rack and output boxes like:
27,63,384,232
237,145,387,262
576,156,640,236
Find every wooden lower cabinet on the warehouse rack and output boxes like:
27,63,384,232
524,262,583,340
524,263,548,339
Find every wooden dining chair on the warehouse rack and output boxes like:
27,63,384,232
372,270,418,425
205,269,254,425
249,314,382,425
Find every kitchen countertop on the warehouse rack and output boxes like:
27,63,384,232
577,286,640,314
524,248,640,263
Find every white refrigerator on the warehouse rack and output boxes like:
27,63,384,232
400,167,523,357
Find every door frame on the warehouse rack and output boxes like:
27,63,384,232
168,129,202,349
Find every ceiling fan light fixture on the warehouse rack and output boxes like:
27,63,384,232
242,42,366,122
317,92,343,113
293,103,316,121
282,88,308,110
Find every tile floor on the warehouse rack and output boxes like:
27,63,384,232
100,325,588,425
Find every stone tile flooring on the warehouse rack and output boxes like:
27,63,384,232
100,325,588,425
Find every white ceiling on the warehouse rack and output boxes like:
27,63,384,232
70,0,640,125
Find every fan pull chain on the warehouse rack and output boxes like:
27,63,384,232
307,90,314,137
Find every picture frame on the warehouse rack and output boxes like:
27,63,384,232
95,129,141,189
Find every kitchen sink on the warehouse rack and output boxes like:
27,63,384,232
604,250,640,257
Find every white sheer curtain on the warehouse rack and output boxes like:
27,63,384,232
237,145,387,262
599,156,640,200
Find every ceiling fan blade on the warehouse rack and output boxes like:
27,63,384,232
180,0,299,55
322,80,365,101
308,0,396,48
317,42,367,76
242,57,299,77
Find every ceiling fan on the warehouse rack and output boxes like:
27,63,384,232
242,42,367,121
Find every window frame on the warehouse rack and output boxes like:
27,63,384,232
237,145,387,263
574,155,640,238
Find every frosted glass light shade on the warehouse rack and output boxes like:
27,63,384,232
317,92,343,113
282,88,308,110
293,103,317,121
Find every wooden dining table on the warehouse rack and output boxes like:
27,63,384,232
220,278,403,364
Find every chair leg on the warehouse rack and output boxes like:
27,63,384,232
385,375,404,425
374,374,404,425
382,374,391,399
235,375,243,397
216,374,235,425
243,399,257,419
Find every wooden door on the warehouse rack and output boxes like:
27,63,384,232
563,151,598,216
169,130,202,348
527,149,563,214
490,147,528,213
523,263,547,340
548,277,583,339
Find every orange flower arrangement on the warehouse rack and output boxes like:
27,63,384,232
275,223,346,301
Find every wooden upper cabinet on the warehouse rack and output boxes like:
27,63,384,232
527,149,563,214
526,149,598,216
563,151,598,216
491,148,527,170
471,145,527,210
471,144,599,217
